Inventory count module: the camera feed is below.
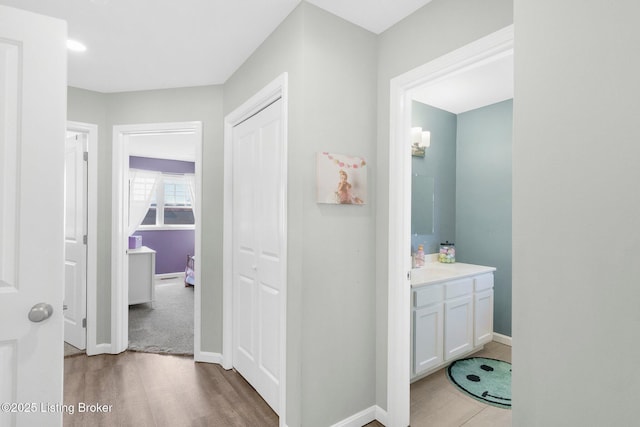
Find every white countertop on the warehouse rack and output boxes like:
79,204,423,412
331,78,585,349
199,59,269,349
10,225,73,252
411,262,495,287
127,246,156,255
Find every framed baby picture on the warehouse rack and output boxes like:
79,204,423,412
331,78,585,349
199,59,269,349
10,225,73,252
316,152,367,205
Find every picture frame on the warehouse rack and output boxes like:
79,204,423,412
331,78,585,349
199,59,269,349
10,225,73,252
316,152,367,205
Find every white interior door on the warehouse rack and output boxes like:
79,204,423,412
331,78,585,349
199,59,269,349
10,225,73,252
64,132,87,350
232,99,284,414
0,5,66,427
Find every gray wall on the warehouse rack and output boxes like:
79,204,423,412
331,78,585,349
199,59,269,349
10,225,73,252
67,85,224,351
67,0,516,422
67,87,110,343
376,0,514,409
300,6,377,427
224,3,377,426
107,86,224,353
411,101,457,254
223,5,305,425
513,1,640,425
456,99,512,336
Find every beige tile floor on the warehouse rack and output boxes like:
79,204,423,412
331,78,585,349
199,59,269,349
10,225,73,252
367,341,511,427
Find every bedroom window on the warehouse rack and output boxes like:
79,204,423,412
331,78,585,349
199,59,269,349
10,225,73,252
140,174,194,228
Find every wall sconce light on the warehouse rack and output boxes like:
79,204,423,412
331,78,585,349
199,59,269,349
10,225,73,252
411,127,431,157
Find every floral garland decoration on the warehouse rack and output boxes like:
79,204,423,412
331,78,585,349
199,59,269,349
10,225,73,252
321,152,367,169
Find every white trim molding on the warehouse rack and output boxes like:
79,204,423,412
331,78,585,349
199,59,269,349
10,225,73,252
329,406,388,427
223,72,288,427
67,121,100,356
387,25,514,427
112,121,203,356
493,332,513,347
194,351,224,365
94,343,113,354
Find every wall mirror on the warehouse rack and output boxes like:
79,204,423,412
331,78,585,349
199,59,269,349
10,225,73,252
411,174,434,235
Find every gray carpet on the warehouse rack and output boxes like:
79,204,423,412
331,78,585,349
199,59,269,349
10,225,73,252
128,281,194,355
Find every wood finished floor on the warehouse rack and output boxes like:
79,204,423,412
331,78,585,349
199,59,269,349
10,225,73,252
366,341,512,427
63,351,278,427
65,342,510,427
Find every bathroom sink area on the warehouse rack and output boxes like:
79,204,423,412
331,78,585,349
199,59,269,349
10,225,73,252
411,262,496,287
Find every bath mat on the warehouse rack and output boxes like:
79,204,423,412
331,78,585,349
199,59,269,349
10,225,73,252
446,357,511,409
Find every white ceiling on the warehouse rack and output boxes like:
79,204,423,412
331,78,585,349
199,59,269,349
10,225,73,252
307,0,432,35
0,0,432,93
411,52,513,114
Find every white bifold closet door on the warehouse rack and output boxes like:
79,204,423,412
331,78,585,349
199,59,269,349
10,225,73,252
232,98,284,414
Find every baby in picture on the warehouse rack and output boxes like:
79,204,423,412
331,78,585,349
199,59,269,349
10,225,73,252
337,170,363,204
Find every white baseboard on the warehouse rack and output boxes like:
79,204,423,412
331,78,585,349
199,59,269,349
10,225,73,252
195,351,223,364
493,332,512,347
375,406,388,426
330,405,387,427
86,343,112,356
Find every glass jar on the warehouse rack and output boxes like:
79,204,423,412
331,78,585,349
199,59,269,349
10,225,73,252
439,241,455,263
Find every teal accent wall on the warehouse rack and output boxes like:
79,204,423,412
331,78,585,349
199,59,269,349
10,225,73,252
456,99,513,336
411,101,457,254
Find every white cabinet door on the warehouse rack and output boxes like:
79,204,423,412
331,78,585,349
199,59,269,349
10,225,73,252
474,289,494,346
413,304,444,375
0,6,66,427
444,294,474,361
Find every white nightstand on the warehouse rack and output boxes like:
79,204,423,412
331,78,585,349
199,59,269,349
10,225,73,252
128,246,156,306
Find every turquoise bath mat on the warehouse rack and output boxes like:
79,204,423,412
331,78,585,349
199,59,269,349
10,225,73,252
446,357,511,409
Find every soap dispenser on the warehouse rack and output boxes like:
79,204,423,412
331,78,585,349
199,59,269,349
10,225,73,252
415,244,425,267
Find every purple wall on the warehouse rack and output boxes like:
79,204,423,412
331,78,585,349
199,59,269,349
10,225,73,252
130,156,195,173
130,156,196,274
133,230,195,275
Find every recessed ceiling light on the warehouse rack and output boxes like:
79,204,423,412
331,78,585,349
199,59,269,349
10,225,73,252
67,39,87,52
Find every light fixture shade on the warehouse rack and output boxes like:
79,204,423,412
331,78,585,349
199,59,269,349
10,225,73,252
411,127,430,148
421,130,431,148
411,127,423,145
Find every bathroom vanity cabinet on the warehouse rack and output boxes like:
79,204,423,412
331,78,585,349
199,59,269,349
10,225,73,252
411,263,495,380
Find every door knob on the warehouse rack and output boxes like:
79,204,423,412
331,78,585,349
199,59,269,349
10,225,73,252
28,303,54,323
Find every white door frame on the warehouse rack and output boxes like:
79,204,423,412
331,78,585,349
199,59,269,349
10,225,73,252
66,121,99,355
223,73,288,426
386,26,513,427
111,121,203,356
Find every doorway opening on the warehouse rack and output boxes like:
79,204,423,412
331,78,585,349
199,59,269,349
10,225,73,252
111,121,203,358
64,121,98,357
386,26,514,426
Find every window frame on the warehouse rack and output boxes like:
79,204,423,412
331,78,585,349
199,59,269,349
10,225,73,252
137,172,195,231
